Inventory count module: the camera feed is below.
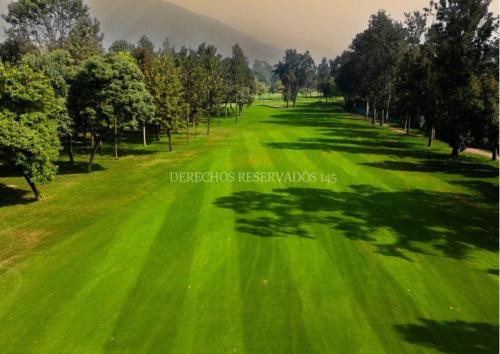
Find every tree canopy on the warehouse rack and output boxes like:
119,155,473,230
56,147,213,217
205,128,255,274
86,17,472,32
69,52,154,170
0,62,64,199
273,49,316,107
334,1,499,157
2,0,101,55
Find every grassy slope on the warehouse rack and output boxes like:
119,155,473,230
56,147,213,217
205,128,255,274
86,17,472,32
0,97,498,354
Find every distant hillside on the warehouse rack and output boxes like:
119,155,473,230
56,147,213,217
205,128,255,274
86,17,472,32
0,0,283,63
86,0,283,63
0,0,7,39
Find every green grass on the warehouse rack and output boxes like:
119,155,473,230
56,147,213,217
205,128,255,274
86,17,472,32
0,97,498,353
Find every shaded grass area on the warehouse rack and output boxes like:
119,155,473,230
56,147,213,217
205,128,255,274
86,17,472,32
395,320,498,354
214,186,497,260
0,97,498,353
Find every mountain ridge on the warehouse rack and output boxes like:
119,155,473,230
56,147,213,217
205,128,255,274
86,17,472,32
0,0,284,63
86,0,283,63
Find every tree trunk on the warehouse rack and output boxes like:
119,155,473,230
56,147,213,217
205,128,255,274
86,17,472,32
23,174,41,200
187,105,190,145
143,125,147,147
372,108,376,125
403,114,407,130
167,127,172,152
225,109,228,120
380,110,385,126
385,94,391,123
365,101,370,118
427,125,435,147
67,133,74,164
492,142,498,161
451,145,460,157
114,117,118,160
88,135,100,172
406,115,411,136
155,125,160,142
207,112,211,135
83,125,88,151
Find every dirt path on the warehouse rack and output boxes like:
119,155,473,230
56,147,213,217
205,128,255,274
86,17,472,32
464,147,492,158
387,126,493,159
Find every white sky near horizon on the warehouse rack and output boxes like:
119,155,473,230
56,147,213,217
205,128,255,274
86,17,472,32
168,0,499,59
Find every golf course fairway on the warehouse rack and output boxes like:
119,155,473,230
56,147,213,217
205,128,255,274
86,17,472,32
0,97,498,353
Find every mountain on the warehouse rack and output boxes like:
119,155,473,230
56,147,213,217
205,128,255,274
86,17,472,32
0,0,283,63
85,0,283,63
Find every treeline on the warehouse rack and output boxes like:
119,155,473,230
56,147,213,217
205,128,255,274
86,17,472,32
267,1,499,159
255,51,337,106
0,0,255,200
332,0,499,159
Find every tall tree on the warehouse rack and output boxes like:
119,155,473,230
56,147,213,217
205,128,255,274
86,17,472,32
22,50,77,161
228,44,255,113
197,43,224,135
176,46,210,133
2,0,99,53
317,57,336,102
67,16,104,62
252,60,273,85
0,62,64,200
350,11,405,125
395,12,434,140
132,35,158,144
273,49,316,107
427,0,498,156
69,52,154,171
150,52,183,151
333,51,363,109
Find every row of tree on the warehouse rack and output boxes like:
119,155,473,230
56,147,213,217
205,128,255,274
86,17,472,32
0,0,256,199
268,49,341,105
333,0,499,159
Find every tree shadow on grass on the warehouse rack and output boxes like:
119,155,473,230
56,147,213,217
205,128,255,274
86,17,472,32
364,160,499,179
485,268,498,276
264,113,355,129
395,319,499,354
0,183,36,207
265,131,498,180
68,132,161,158
96,145,158,157
448,180,499,202
56,161,106,175
266,137,455,162
214,186,498,260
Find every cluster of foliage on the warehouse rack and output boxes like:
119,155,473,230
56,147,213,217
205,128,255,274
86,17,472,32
333,1,499,158
270,51,340,104
0,0,256,199
317,58,337,102
273,49,316,107
0,62,64,199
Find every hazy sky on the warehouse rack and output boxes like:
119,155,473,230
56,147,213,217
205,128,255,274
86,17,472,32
169,0,499,60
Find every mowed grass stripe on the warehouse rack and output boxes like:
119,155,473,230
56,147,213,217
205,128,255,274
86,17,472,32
0,97,497,353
